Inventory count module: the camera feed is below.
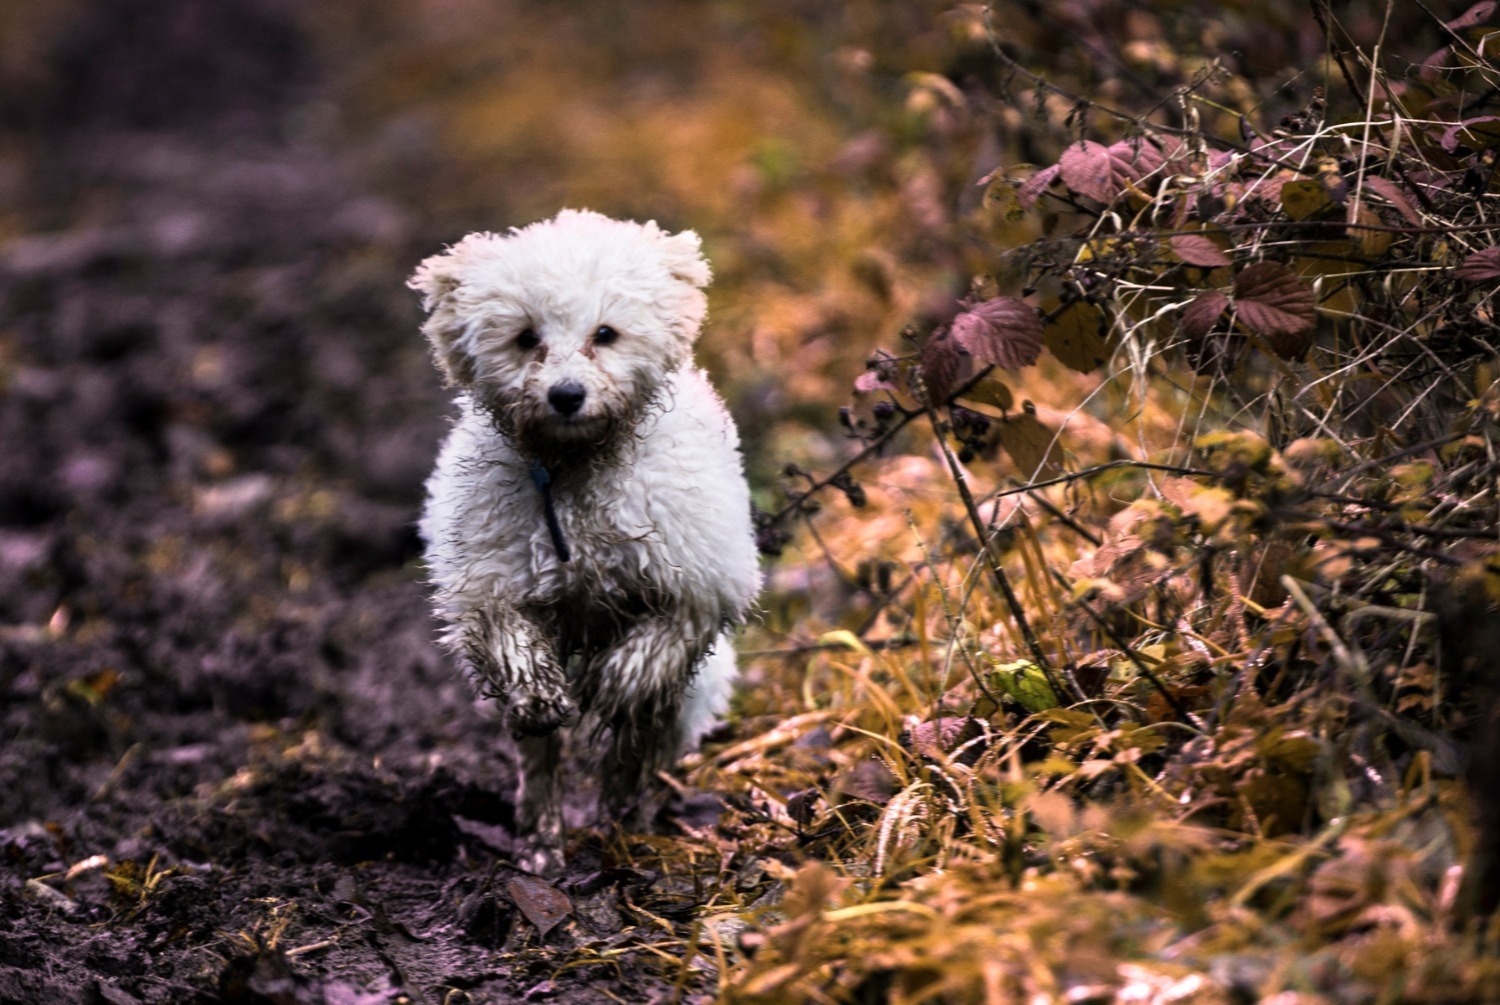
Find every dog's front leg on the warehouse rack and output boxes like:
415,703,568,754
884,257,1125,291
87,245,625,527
515,732,565,875
457,604,577,738
585,614,718,797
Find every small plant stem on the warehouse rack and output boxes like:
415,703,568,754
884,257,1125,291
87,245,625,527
1044,567,1196,723
922,396,1066,698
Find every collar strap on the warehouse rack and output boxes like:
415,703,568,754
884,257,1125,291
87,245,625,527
527,460,572,563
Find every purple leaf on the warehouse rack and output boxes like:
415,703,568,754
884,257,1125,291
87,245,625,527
1170,234,1232,268
1455,247,1500,281
1182,290,1228,340
918,326,972,403
1361,175,1421,226
951,296,1044,370
1017,163,1062,208
1233,262,1316,358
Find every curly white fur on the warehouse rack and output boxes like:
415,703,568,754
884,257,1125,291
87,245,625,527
410,210,760,874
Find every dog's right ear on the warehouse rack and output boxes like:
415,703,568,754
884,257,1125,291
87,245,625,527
409,260,459,312
409,242,477,387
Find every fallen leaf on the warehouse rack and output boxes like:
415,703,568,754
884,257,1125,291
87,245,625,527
1280,178,1332,221
507,876,571,939
1361,175,1421,225
996,402,1063,480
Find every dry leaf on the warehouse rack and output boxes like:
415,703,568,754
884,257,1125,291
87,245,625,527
1044,300,1113,372
1280,179,1332,221
997,403,1063,480
1347,199,1392,258
507,875,571,938
1361,175,1421,225
957,374,1013,410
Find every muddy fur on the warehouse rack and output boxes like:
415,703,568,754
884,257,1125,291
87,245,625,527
410,210,761,874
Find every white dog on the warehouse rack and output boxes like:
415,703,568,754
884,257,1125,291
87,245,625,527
410,210,760,874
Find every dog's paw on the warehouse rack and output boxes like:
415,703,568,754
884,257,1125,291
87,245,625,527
515,843,566,877
509,690,578,738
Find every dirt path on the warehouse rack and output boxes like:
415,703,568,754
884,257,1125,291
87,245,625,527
0,3,717,1001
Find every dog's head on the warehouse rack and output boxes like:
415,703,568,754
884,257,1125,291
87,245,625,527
410,209,711,459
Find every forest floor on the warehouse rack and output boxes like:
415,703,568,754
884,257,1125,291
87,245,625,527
8,2,1500,1003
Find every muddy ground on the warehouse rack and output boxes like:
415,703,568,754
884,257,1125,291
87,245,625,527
0,3,733,1001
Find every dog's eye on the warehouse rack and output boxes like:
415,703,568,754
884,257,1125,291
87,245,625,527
516,328,540,350
593,325,619,346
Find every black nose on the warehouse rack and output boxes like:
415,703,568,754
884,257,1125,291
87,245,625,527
547,382,586,416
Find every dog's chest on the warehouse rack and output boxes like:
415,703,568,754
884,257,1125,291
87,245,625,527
531,475,660,600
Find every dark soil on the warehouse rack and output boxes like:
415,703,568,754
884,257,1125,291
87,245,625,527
0,3,719,1001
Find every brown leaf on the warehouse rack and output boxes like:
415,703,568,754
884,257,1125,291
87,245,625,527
918,327,972,403
1169,234,1231,268
1455,247,1500,281
996,402,1063,480
1348,199,1392,258
1232,262,1316,357
1361,175,1421,226
901,715,984,764
1181,289,1228,340
956,374,1013,410
506,876,571,939
785,788,821,825
951,296,1043,370
1044,300,1113,372
833,758,897,805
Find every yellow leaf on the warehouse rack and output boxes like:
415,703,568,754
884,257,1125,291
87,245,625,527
996,403,1064,481
956,374,1013,410
1280,178,1331,221
1043,300,1113,373
1348,199,1392,258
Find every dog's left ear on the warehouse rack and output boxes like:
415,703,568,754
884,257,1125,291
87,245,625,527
657,229,712,289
